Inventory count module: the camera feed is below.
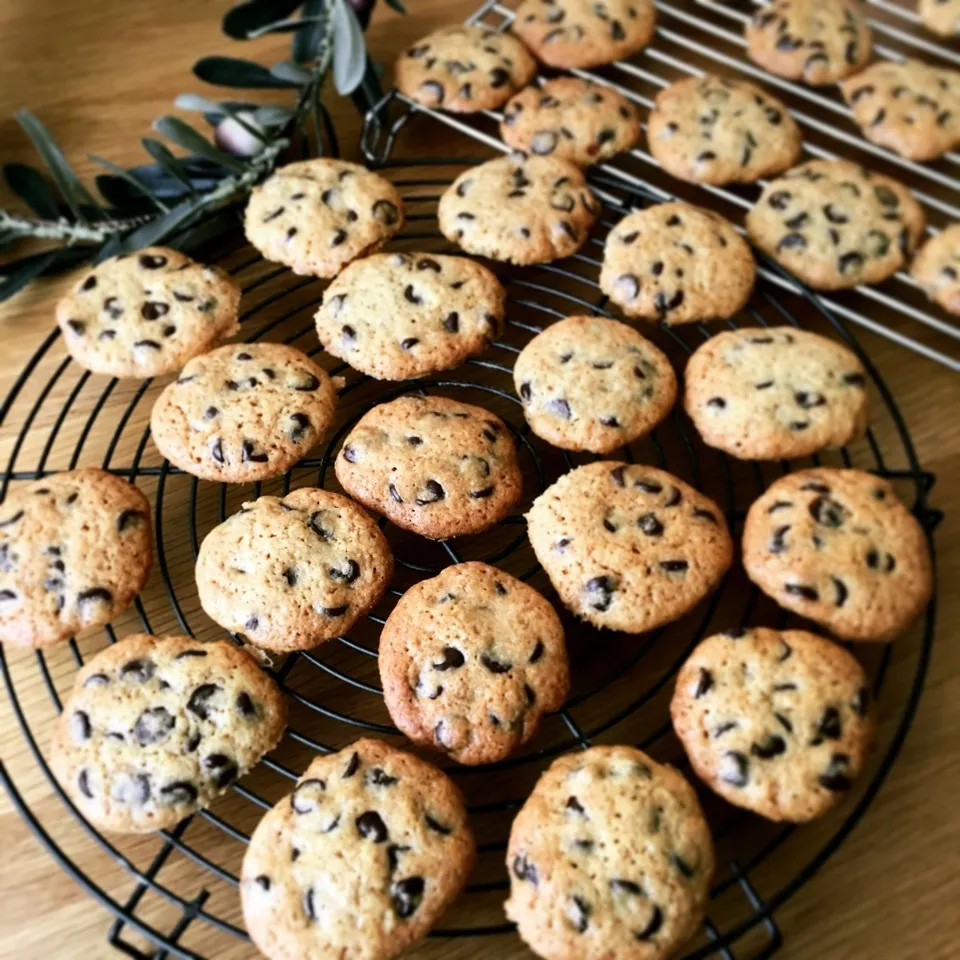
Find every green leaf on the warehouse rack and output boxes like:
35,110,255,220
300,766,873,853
115,198,200,254
331,0,366,96
89,155,170,212
14,110,100,224
269,60,313,84
223,0,304,39
254,104,298,126
194,55,301,89
384,0,407,13
293,0,327,63
153,116,247,171
0,250,60,302
3,163,60,219
141,139,200,196
173,96,269,142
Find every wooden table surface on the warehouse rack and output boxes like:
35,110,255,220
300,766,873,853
1,2,958,959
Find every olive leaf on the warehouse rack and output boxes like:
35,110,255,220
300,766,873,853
0,250,62,300
89,155,170,212
114,198,200,255
15,110,102,224
4,163,61,219
153,117,247,171
331,0,366,96
384,0,407,12
194,55,301,89
269,61,314,85
293,0,328,64
223,0,305,39
141,139,200,197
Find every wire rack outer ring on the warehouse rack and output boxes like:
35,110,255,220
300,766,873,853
0,125,944,960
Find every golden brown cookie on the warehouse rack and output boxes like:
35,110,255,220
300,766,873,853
379,562,569,765
910,224,960,315
526,462,734,634
648,75,801,186
244,159,403,278
150,342,338,482
513,315,677,454
241,739,476,960
438,153,599,265
746,160,925,291
600,202,756,325
335,395,523,540
505,745,714,960
512,0,656,69
742,469,933,642
56,247,240,379
0,469,152,649
395,25,537,113
501,77,642,167
919,0,960,36
51,633,286,833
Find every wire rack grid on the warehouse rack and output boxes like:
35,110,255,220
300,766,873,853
364,0,960,371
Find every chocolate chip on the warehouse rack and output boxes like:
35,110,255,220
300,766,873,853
769,524,791,553
567,895,591,933
818,753,852,792
470,486,494,498
70,710,92,743
187,683,220,720
389,483,403,503
785,583,819,601
636,906,664,941
141,301,169,320
321,605,348,617
852,686,870,717
372,200,399,225
751,734,786,759
638,513,663,536
585,575,615,611
416,479,445,504
611,878,642,895
425,814,451,835
481,653,511,674
672,853,695,878
139,254,168,269
120,658,154,683
84,673,109,688
291,777,326,814
513,854,538,885
160,781,198,804
242,440,268,463
328,559,360,584
720,750,749,787
810,496,845,527
392,876,425,918
653,290,685,316
367,767,398,788
343,752,360,777
778,232,807,252
832,576,848,607
289,413,311,443
356,810,389,843
659,560,688,573
695,668,713,697
204,753,239,788
77,769,94,798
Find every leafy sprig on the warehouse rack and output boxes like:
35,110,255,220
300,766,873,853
0,0,401,303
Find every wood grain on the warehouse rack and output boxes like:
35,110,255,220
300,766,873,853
1,2,958,960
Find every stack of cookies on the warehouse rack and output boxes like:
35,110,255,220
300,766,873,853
0,10,941,960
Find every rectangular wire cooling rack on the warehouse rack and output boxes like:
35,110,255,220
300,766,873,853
363,0,960,371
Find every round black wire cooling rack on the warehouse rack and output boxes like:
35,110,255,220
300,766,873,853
0,111,943,960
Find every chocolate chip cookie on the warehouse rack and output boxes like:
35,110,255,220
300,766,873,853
395,24,537,113
50,632,286,833
919,0,960,36
746,0,871,86
841,60,960,163
314,252,506,380
513,315,677,454
600,202,756,325
195,489,393,652
56,248,240,379
500,77,642,168
526,462,733,634
244,159,404,278
241,739,475,960
647,75,802,186
910,224,960,315
671,626,875,823
150,343,339,482
335,395,523,540
684,327,869,460
746,160,925,290
505,745,714,960
0,469,152,650
742,469,933,642
438,153,599,265
512,0,657,70
379,562,569,765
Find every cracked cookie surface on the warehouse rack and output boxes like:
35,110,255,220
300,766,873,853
671,626,875,822
742,469,933,641
0,469,152,649
512,0,656,69
314,252,506,380
505,745,714,960
746,160,925,290
438,153,598,265
151,342,338,482
600,202,755,325
56,247,240,379
526,462,733,634
501,77,641,168
841,59,960,162
395,25,536,113
379,562,569,765
746,0,871,86
51,632,286,833
910,223,960,315
335,395,523,540
648,75,801,186
195,488,393,652
514,315,677,454
684,327,868,460
241,738,475,960
245,159,404,278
